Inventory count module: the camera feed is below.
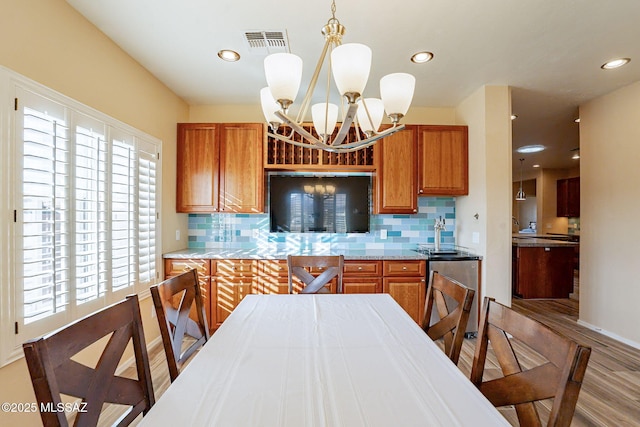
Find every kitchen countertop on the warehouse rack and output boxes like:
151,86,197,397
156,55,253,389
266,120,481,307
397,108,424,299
163,247,429,260
512,237,578,248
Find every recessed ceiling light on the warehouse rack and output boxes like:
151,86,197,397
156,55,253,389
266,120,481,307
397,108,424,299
601,58,630,70
574,118,580,123
533,164,540,168
511,114,518,120
218,49,240,62
516,144,545,153
410,51,434,63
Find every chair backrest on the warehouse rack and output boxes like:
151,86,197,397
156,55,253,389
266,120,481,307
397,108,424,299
150,269,210,382
22,294,154,427
287,255,344,294
470,297,591,427
421,270,475,365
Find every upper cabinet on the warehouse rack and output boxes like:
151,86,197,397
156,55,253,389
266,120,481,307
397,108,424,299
177,123,264,213
417,125,469,196
557,177,580,217
374,127,418,214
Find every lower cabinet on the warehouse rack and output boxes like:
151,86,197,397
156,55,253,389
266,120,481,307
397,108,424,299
382,260,427,324
164,257,427,329
343,260,383,293
213,260,257,328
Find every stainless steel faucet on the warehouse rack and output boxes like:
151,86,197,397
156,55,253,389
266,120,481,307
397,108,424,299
434,216,446,251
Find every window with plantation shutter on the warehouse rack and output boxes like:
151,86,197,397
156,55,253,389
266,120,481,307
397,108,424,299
137,140,158,286
3,72,162,359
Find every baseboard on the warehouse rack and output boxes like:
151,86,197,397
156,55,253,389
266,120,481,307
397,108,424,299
577,319,640,350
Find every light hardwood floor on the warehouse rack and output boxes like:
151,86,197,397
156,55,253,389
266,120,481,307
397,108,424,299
106,298,640,427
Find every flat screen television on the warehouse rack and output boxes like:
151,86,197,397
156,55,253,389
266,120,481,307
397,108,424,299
269,175,370,233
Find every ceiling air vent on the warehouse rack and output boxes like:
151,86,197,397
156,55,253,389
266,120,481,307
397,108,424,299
243,30,290,54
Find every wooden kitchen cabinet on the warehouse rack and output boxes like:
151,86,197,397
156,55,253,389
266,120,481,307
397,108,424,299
513,246,575,298
343,260,383,293
164,258,213,333
176,123,264,213
417,125,468,195
557,177,580,217
212,259,258,327
373,127,418,214
176,123,219,213
382,260,427,323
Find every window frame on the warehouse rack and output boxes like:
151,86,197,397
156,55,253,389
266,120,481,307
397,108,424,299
0,66,162,366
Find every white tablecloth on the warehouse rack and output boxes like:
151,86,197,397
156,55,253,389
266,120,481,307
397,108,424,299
139,294,508,426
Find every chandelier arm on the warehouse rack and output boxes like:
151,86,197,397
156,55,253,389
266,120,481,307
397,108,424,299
330,102,357,146
275,110,324,146
295,38,335,125
335,124,405,149
267,132,325,150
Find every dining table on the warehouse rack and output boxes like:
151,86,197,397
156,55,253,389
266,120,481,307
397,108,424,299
138,293,509,426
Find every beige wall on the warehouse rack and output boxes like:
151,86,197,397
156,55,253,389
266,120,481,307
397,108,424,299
579,80,640,346
455,86,513,306
0,0,188,424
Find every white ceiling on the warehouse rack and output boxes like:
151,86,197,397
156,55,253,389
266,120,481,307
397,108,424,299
65,0,640,176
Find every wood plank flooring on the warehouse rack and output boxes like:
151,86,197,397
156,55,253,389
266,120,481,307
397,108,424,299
104,298,640,426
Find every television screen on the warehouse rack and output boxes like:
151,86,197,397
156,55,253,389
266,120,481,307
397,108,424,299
269,175,370,233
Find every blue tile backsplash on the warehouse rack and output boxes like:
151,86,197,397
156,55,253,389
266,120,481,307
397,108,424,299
188,197,456,250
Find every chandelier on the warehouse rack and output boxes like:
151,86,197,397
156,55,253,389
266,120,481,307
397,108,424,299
260,0,415,153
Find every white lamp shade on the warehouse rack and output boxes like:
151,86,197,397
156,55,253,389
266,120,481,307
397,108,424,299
260,87,283,124
356,98,384,133
331,43,371,97
380,73,415,116
311,103,338,137
264,53,303,103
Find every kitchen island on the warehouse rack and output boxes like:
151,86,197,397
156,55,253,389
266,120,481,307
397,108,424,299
512,237,578,299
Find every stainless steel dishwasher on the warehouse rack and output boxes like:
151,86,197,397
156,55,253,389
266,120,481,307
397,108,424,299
415,246,482,337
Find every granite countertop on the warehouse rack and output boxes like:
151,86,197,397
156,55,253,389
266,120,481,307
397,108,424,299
512,237,578,248
163,247,428,260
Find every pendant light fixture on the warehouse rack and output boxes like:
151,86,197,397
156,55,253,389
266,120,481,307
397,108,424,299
516,158,526,201
260,0,415,153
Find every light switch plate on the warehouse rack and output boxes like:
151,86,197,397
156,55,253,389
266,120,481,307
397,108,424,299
380,229,387,240
175,229,180,240
472,232,480,244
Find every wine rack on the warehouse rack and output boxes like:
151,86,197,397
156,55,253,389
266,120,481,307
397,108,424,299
265,124,375,169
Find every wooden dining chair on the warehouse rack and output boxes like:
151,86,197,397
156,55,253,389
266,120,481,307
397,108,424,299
150,269,210,382
421,270,475,365
287,255,344,294
22,294,155,427
470,297,591,427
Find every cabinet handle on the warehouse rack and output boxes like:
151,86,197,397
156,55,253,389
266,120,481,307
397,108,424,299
358,266,363,270
419,189,423,194
278,267,284,271
402,266,407,270
413,209,417,213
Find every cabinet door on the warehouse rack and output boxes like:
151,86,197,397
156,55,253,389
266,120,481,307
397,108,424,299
219,123,264,213
567,177,580,217
557,179,569,216
176,123,220,212
343,278,382,294
374,127,418,214
213,277,255,327
383,277,426,324
417,125,468,195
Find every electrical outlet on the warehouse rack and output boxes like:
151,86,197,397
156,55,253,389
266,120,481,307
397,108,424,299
472,232,480,244
175,229,181,240
252,229,259,239
380,229,387,240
